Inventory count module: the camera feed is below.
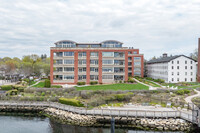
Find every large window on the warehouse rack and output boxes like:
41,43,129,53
114,52,124,57
102,75,113,79
78,52,86,57
90,60,98,65
134,62,141,65
134,57,141,60
102,52,114,57
63,75,74,80
90,67,98,72
78,60,86,65
64,67,74,72
102,60,113,64
55,67,63,72
102,67,113,72
64,60,74,64
79,67,86,72
55,60,63,64
78,75,86,80
90,75,98,80
90,52,98,57
64,52,74,56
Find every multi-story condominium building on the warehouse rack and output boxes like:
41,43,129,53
146,54,197,83
50,40,144,85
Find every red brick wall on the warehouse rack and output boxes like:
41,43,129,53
74,51,78,84
50,50,54,84
86,51,90,84
125,51,128,81
98,51,102,83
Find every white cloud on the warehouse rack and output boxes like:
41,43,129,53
0,0,200,59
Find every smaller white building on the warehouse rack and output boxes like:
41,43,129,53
147,54,197,83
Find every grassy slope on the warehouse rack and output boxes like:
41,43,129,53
32,82,45,88
76,83,149,91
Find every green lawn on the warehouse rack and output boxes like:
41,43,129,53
76,83,149,91
32,81,62,88
32,81,45,88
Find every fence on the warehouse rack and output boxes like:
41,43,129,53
0,101,199,126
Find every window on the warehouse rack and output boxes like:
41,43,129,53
102,67,113,72
64,67,74,72
78,75,86,80
134,57,141,60
55,60,63,64
90,52,98,57
78,52,86,57
172,61,174,64
114,52,124,57
177,78,179,82
55,67,63,72
102,60,113,64
102,75,113,79
90,75,98,80
90,60,98,65
63,75,74,80
191,66,193,69
185,61,187,64
185,72,187,76
128,52,132,54
185,66,187,69
64,60,74,64
185,78,187,82
64,52,74,56
90,67,98,72
172,66,174,69
134,62,141,65
78,60,86,65
102,52,114,57
177,66,179,69
177,61,179,64
191,78,193,82
79,67,86,72
133,51,138,54
191,61,193,64
191,72,193,76
172,78,174,81
177,72,179,76
172,72,174,75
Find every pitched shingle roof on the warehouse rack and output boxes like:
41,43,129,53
147,55,197,64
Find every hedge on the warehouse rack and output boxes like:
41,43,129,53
90,81,98,85
44,79,51,88
0,85,13,91
6,89,18,95
77,82,86,85
59,98,84,107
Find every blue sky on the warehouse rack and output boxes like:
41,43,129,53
0,0,200,60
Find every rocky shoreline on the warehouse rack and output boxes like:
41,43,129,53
0,106,194,132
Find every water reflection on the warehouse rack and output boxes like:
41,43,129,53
0,116,185,133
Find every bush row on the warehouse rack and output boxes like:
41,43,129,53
59,98,84,107
77,82,86,85
175,89,191,95
90,81,98,85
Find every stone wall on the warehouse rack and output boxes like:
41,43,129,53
0,106,194,131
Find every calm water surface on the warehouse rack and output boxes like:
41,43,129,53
0,116,184,133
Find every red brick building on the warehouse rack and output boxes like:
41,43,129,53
50,40,144,85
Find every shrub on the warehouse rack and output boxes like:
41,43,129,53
44,79,51,88
59,98,84,107
41,92,45,96
175,89,191,95
77,82,86,85
18,87,25,92
6,89,18,96
90,81,98,85
1,85,13,91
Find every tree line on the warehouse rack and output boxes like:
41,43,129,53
0,54,50,78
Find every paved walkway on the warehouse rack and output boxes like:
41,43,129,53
185,89,200,104
133,78,156,90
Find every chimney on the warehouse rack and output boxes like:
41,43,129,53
197,38,200,82
163,53,168,58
